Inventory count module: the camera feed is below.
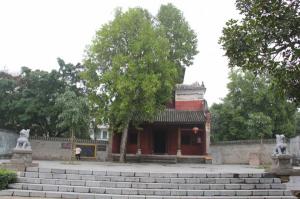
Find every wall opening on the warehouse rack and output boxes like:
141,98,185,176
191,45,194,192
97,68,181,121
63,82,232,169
153,129,166,154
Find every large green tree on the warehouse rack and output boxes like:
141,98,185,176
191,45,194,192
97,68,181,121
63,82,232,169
57,58,86,95
157,3,198,82
83,8,179,162
219,0,300,104
55,90,90,139
0,72,19,129
11,67,65,136
211,70,297,141
0,58,89,138
55,90,90,160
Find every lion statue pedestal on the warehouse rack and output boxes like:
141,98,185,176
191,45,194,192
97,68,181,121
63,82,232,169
2,129,38,171
271,154,293,174
270,134,292,176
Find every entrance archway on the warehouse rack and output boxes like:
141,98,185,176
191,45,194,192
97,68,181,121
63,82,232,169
153,129,166,154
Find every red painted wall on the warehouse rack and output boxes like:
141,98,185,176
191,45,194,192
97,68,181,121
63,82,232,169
175,100,204,111
167,129,177,155
127,144,137,154
112,126,207,155
125,127,152,154
112,134,121,153
140,127,152,154
181,130,206,155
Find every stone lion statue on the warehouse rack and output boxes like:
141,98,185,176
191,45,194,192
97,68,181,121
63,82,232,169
15,129,31,150
273,134,287,155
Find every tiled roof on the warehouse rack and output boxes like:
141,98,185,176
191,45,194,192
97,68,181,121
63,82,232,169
153,109,206,124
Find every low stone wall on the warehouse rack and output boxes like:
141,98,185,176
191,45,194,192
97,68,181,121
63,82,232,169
30,137,108,161
290,135,300,165
0,129,18,157
210,139,276,165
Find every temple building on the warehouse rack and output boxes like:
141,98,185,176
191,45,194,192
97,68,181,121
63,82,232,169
111,82,212,163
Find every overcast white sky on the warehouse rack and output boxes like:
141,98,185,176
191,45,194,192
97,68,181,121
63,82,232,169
0,0,240,106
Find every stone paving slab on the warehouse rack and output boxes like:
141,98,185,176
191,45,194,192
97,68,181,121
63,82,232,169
0,197,57,199
284,176,300,189
0,158,292,174
0,197,296,199
13,180,287,190
5,183,293,197
0,190,297,199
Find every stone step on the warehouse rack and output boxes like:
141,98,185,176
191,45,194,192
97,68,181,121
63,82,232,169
7,183,292,197
5,168,293,198
16,178,287,190
25,167,272,178
20,172,282,184
1,189,297,199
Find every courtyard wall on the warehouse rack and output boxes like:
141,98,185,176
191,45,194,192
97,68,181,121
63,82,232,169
210,139,275,164
1,128,299,165
29,137,108,161
289,135,300,165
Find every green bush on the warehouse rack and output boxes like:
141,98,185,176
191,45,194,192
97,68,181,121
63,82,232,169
0,169,17,190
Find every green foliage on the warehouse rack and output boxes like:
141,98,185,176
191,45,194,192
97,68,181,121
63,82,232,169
0,72,18,128
0,59,89,138
55,90,90,138
83,5,198,161
0,68,65,135
211,70,297,141
219,0,300,104
157,3,198,83
247,112,272,139
57,58,86,95
15,67,65,136
83,8,178,132
0,169,17,190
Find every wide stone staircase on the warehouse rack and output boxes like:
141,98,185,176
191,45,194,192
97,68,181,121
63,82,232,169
0,167,296,198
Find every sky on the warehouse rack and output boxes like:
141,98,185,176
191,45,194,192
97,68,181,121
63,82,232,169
0,0,240,106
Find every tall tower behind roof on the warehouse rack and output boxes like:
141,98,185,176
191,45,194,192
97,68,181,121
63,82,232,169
175,82,207,111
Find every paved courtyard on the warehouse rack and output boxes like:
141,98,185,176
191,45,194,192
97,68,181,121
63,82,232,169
1,159,299,174
1,159,267,174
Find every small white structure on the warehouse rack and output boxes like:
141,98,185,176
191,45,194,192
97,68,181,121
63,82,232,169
90,125,109,141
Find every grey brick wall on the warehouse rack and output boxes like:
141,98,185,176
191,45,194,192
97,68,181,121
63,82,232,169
30,138,108,161
0,129,18,156
210,140,275,164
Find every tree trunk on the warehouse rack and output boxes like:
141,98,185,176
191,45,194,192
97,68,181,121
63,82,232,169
119,124,129,163
70,128,75,161
107,131,114,161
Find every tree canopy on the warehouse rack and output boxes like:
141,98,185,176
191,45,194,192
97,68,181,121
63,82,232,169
157,3,198,82
83,5,197,161
84,8,176,130
0,59,90,138
55,89,90,139
219,0,300,104
211,70,297,141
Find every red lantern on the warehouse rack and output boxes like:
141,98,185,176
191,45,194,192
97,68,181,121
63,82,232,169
192,127,199,134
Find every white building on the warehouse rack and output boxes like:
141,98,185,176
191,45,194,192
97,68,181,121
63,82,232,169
90,124,109,141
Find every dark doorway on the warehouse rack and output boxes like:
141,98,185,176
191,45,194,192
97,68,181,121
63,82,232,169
153,130,166,154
